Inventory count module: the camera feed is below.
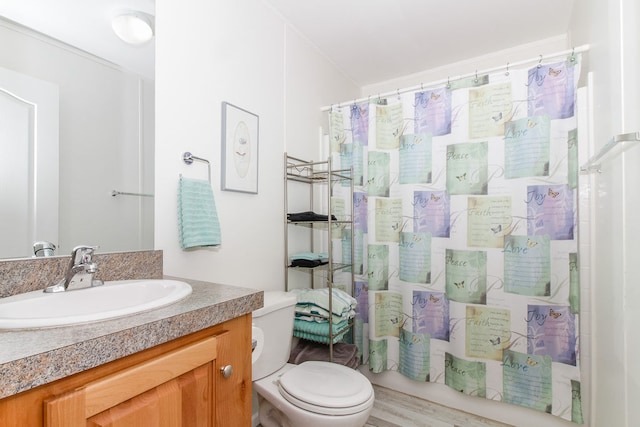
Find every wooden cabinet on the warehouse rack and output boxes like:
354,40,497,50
0,314,252,427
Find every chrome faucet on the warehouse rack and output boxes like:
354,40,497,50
33,241,56,257
44,245,104,293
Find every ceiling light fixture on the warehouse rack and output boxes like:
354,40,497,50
112,11,154,45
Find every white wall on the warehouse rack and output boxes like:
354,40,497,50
570,1,640,426
0,19,154,257
155,0,359,289
284,23,360,161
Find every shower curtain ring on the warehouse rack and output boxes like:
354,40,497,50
537,54,543,68
474,70,478,83
505,62,510,76
446,77,451,89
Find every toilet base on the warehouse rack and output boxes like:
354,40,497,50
254,364,374,427
257,397,292,427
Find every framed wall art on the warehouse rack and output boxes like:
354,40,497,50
221,101,259,194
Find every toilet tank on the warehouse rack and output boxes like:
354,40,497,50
252,291,297,381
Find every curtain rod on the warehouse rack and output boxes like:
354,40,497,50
321,44,590,112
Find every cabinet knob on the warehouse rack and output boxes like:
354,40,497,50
220,365,233,378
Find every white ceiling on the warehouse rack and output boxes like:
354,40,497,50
0,0,155,79
264,0,577,87
0,0,576,86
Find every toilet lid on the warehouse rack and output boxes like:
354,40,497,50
277,361,374,416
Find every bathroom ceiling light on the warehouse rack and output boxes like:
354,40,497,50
112,12,154,45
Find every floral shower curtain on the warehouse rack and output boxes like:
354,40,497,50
328,55,583,423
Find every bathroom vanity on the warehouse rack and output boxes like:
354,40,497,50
0,275,263,427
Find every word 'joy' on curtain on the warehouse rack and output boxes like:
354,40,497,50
327,55,584,423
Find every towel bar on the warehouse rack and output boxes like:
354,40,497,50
580,131,640,173
183,152,211,183
111,190,154,197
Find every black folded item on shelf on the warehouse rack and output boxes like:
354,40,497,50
290,259,328,268
287,211,337,222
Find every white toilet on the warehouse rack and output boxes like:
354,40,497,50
252,291,375,427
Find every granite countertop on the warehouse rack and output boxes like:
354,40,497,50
0,276,263,399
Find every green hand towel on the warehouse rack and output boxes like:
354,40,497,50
178,177,221,249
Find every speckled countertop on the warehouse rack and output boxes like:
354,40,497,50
0,276,263,399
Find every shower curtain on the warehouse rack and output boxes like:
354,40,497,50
328,55,583,423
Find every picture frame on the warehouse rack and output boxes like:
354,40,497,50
221,102,259,194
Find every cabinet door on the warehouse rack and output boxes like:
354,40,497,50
44,335,221,427
214,315,252,426
86,364,211,427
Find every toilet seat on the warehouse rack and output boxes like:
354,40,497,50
277,361,374,416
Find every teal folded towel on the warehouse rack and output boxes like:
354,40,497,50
293,318,350,344
293,318,349,334
292,329,349,345
289,288,357,317
178,177,221,249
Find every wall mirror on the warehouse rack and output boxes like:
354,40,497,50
0,1,155,260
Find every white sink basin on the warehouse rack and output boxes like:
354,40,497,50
0,279,192,330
